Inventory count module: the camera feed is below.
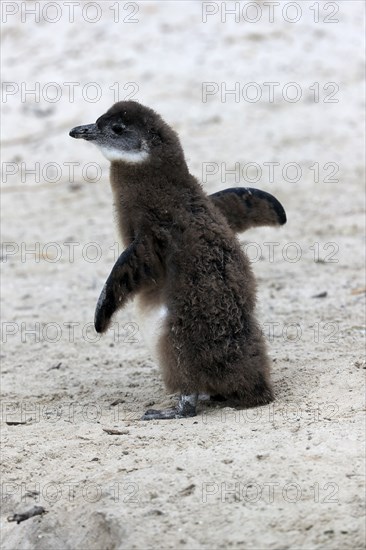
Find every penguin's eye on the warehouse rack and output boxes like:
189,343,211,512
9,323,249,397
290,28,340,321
111,124,125,135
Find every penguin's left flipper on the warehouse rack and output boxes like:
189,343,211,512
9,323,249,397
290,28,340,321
210,187,287,233
94,237,157,334
141,394,198,420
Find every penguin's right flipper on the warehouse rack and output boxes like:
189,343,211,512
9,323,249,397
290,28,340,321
94,237,158,334
210,187,287,233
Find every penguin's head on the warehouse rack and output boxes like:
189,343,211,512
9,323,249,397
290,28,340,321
69,101,182,165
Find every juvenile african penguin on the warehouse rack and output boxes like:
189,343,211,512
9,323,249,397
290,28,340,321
69,101,286,420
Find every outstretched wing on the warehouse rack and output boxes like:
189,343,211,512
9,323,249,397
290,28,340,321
94,237,160,333
210,187,286,233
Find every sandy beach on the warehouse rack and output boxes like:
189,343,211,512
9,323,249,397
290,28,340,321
1,1,365,548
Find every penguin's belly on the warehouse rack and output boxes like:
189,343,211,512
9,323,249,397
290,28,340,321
134,297,168,359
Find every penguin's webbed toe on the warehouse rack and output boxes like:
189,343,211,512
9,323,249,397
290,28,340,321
141,407,186,420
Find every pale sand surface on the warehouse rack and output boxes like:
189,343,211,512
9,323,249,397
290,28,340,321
1,2,365,548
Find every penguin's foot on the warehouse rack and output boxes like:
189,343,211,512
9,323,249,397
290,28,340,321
141,393,198,420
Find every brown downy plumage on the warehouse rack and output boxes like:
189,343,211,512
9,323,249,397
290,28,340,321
69,101,286,420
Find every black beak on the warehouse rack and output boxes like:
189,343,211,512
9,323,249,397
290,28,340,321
69,123,98,140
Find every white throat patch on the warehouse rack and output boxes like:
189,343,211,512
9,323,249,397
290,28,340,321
96,145,150,164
